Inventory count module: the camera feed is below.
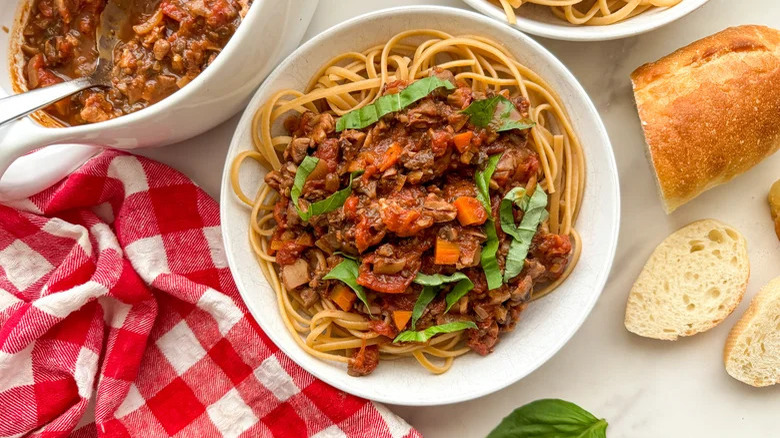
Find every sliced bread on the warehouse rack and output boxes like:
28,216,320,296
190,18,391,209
625,219,749,340
724,277,780,387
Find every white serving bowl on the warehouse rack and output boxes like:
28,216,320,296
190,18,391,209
0,0,318,199
462,0,711,41
221,5,620,405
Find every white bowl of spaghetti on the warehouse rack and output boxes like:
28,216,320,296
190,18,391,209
222,6,619,405
463,0,712,41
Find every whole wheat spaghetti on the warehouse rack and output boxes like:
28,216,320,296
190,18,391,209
231,30,585,375
495,0,682,26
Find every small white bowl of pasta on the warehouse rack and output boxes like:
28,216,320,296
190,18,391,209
221,5,619,405
462,0,712,41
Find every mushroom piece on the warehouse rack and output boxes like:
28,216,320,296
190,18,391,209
282,259,310,290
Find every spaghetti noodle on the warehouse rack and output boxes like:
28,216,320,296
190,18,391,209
495,0,682,26
231,30,585,375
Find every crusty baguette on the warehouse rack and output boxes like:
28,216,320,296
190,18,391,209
625,220,749,340
724,277,780,387
631,25,780,213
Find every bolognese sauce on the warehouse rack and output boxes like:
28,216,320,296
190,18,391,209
263,70,573,376
16,0,252,126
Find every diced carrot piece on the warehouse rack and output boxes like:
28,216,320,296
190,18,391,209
453,196,488,226
434,238,460,265
392,310,412,330
452,131,473,153
270,239,284,251
378,142,402,172
331,284,357,312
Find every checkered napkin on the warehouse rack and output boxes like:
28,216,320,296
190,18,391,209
0,151,420,438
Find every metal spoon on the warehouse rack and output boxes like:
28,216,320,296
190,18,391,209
0,0,127,129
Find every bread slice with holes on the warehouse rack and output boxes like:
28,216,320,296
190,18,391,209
724,277,780,387
625,219,749,340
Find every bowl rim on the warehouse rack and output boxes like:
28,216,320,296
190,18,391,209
6,0,269,132
220,4,621,405
461,0,712,41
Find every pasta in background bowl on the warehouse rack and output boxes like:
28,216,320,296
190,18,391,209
462,0,712,41
221,5,619,405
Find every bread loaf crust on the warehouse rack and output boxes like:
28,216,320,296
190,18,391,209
723,276,780,387
631,25,780,213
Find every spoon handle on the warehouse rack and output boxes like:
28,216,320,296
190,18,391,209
0,77,99,128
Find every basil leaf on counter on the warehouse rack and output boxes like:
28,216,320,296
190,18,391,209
475,153,502,217
291,156,362,221
336,76,456,131
503,187,549,282
444,278,474,313
323,258,371,314
410,286,437,330
393,321,477,344
462,95,536,132
481,219,503,290
487,399,608,438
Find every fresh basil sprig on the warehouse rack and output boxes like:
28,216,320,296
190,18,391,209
291,156,319,218
291,156,362,221
413,272,475,314
499,187,527,239
475,154,502,217
335,76,455,131
322,258,371,314
487,399,608,438
475,154,504,291
481,220,502,290
462,95,536,132
444,279,474,313
414,272,470,286
502,187,549,282
409,286,437,330
393,321,477,344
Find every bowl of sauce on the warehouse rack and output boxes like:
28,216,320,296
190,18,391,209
0,0,318,190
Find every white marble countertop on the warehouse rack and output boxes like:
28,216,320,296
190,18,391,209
138,0,780,436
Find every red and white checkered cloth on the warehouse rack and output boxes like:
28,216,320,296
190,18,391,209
0,151,420,438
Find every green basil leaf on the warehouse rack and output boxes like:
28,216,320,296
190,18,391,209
481,219,502,290
393,321,477,344
475,154,502,217
411,273,475,320
305,170,363,220
336,76,456,131
487,399,608,438
503,187,549,283
334,251,357,261
499,186,526,240
461,96,497,128
291,155,320,220
322,258,371,314
444,278,474,313
462,95,536,132
410,286,437,330
292,156,362,222
414,272,470,287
